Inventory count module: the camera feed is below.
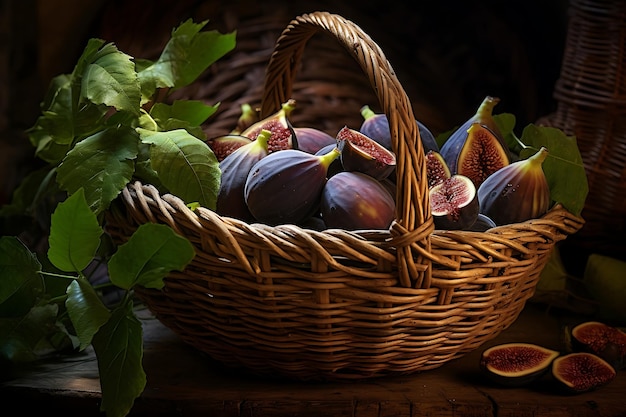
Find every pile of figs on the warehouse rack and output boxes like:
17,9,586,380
208,99,404,230
480,320,626,393
208,95,553,232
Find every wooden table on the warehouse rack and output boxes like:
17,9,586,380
2,302,624,416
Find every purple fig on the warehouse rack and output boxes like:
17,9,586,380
244,147,340,225
216,129,271,221
359,104,440,153
336,126,396,181
294,127,337,154
439,96,511,188
477,146,551,226
321,171,395,231
429,174,479,230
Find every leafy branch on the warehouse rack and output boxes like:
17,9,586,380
0,18,235,417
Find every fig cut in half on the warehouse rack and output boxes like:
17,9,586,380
552,352,616,393
429,174,479,230
571,321,626,370
480,343,560,387
337,126,396,180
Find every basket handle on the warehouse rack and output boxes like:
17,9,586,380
260,12,434,287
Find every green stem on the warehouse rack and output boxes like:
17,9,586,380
39,271,78,280
139,108,159,131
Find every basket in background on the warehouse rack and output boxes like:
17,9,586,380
105,12,583,381
537,0,626,267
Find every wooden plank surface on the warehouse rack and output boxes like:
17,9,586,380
2,303,625,416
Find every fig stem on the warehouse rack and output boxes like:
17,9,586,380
256,129,271,149
476,96,500,119
360,104,376,121
317,147,341,171
528,146,549,165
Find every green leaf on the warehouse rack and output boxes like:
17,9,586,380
108,223,195,290
137,127,220,209
48,189,103,273
57,126,139,214
493,113,521,155
517,124,588,216
584,254,626,323
138,19,236,98
150,100,218,127
92,299,145,417
66,279,111,350
80,42,141,115
0,237,44,317
0,304,61,362
27,74,109,164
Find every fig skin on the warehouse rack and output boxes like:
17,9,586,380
359,104,439,153
480,343,560,387
241,99,297,153
294,127,337,154
337,126,396,181
571,321,626,370
216,129,270,222
466,213,497,232
439,96,511,187
429,174,479,230
477,146,551,226
552,352,616,393
207,134,253,162
244,147,340,226
321,171,395,231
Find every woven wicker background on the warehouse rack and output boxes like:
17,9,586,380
94,0,568,137
537,0,626,268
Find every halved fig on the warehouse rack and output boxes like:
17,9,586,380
207,134,253,162
241,99,297,153
337,126,396,180
571,321,626,370
425,150,451,188
429,174,479,230
480,343,560,387
552,352,616,393
440,96,510,187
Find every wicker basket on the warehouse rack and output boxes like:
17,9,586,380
105,12,584,381
537,0,626,265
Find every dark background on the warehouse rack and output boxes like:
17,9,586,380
1,0,570,200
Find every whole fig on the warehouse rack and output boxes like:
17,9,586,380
294,127,337,154
216,129,270,221
477,146,551,226
321,171,395,231
244,147,340,225
359,104,439,153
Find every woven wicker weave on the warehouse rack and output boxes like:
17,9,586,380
105,12,584,381
537,0,626,264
